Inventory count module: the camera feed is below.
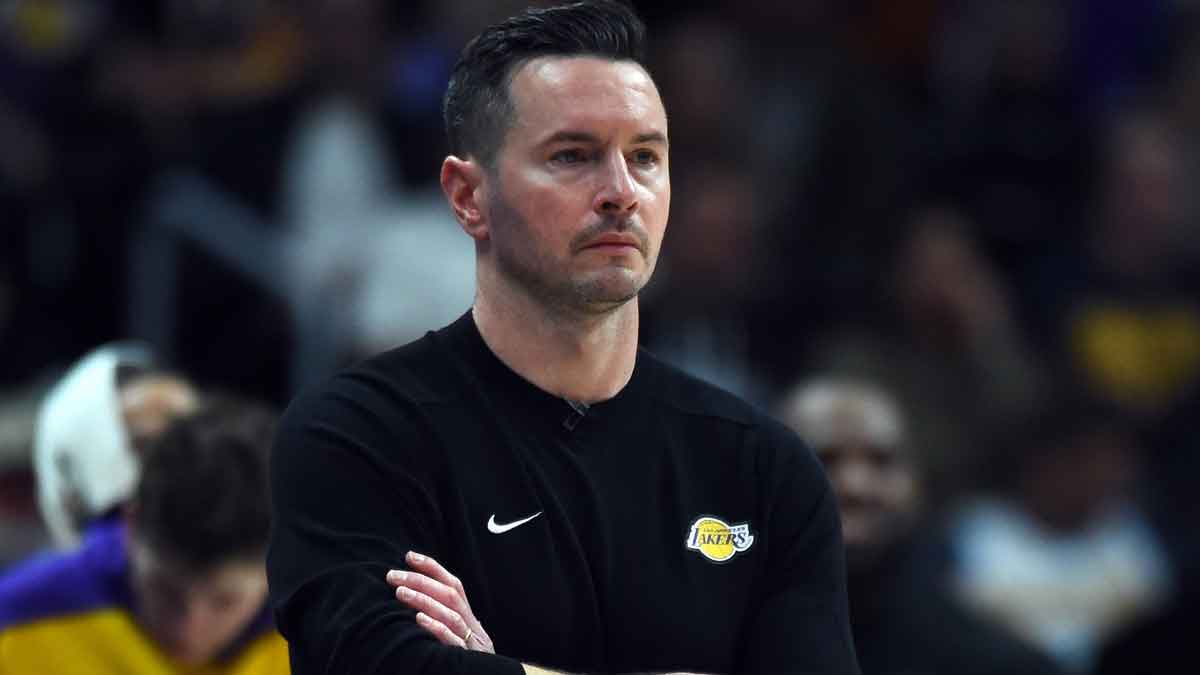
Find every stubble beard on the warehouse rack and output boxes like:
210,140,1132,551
488,194,650,316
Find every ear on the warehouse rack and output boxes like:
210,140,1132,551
440,155,489,242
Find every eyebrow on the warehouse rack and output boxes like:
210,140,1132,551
539,130,669,147
633,131,669,146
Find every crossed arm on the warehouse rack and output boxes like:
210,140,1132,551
387,550,705,675
271,386,858,674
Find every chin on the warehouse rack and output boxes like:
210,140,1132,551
167,646,215,666
575,271,645,304
582,290,640,311
160,635,230,666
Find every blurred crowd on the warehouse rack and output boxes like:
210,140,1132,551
1,0,1198,673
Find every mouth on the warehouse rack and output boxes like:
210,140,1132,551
581,235,642,253
584,242,640,251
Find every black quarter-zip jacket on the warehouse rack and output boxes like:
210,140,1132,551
267,312,859,675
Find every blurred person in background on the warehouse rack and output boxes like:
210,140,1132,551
280,0,475,383
809,205,1046,510
781,376,1064,675
33,342,198,551
0,0,144,558
0,397,288,673
1025,108,1199,421
948,397,1172,672
1023,104,1200,584
268,2,859,674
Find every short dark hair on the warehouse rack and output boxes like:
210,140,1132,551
443,0,648,167
132,397,278,570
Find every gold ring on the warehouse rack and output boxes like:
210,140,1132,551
464,627,474,646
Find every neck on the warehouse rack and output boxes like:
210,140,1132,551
472,275,639,404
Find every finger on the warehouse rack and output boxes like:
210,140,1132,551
415,611,466,648
394,585,472,640
469,626,496,654
386,570,463,614
405,552,468,599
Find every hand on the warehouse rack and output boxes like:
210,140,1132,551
387,551,495,653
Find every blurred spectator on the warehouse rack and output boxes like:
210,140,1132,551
33,342,197,551
948,397,1172,672
1019,100,1200,589
808,206,1046,508
0,397,287,672
279,0,474,382
1025,108,1200,419
780,376,1064,675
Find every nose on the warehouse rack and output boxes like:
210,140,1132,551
592,150,638,217
831,460,876,503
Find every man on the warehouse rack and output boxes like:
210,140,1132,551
0,399,289,674
780,377,1064,675
34,342,199,549
267,2,858,674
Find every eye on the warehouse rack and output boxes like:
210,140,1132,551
868,448,898,470
550,148,587,165
630,149,659,166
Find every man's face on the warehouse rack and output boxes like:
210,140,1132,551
816,438,916,569
127,536,268,665
788,389,917,570
480,56,670,314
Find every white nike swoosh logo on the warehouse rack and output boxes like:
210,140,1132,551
487,512,542,534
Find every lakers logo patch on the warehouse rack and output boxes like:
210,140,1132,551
686,515,754,563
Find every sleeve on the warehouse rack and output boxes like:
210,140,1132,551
266,379,525,675
737,423,861,675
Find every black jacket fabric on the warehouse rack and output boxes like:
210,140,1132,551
267,312,859,674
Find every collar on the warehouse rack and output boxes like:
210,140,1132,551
436,310,651,433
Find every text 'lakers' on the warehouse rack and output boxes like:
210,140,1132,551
686,516,754,563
